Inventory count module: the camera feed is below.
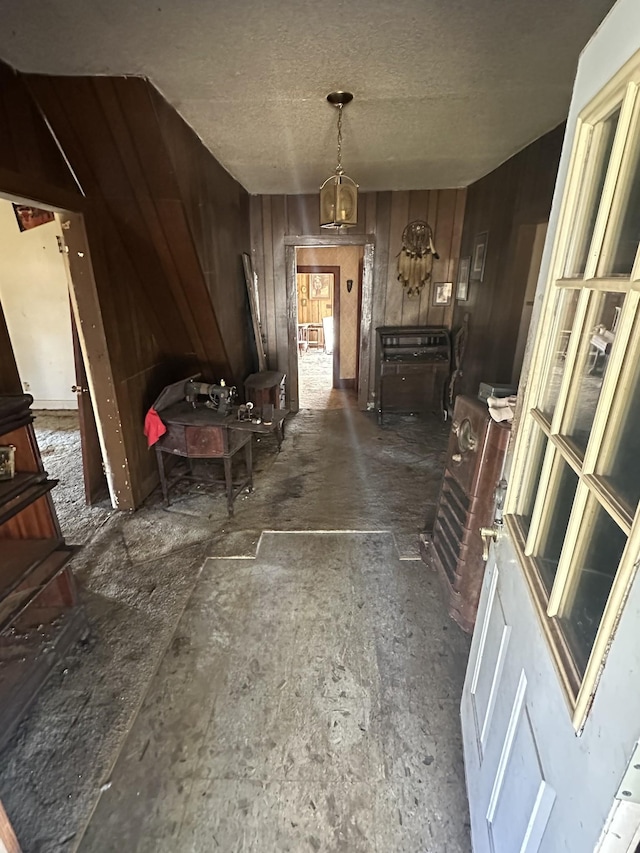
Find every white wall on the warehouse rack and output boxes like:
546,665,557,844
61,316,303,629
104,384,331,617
0,200,77,409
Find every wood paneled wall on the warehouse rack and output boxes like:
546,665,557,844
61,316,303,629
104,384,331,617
0,61,81,396
0,63,80,209
24,74,254,505
452,124,565,400
0,60,253,507
250,190,466,404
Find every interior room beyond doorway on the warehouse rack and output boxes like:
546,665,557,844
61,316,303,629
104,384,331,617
296,245,363,410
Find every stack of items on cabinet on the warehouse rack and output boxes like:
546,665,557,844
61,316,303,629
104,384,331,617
0,395,86,751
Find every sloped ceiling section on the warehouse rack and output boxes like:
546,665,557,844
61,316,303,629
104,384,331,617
0,0,616,193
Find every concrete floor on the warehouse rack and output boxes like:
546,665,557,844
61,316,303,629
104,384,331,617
0,398,471,852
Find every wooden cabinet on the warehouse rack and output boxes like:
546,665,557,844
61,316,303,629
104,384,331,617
422,395,511,632
0,395,85,750
244,371,286,412
375,326,451,424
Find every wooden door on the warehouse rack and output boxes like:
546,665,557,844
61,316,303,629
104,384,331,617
71,311,107,504
462,24,640,853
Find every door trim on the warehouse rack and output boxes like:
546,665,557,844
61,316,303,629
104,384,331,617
284,234,375,411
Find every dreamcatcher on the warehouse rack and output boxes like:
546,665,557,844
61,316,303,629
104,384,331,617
396,220,439,298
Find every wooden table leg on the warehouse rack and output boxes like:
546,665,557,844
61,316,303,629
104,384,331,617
155,446,170,505
245,436,253,490
223,456,234,516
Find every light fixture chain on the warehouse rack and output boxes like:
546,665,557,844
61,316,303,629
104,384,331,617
336,104,343,175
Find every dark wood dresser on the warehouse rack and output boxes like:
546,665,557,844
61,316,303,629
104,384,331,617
0,395,86,749
375,326,451,423
421,395,511,632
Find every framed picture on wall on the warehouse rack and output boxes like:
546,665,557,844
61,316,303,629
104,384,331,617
471,231,488,281
309,273,332,299
12,204,55,232
432,281,453,306
456,257,470,301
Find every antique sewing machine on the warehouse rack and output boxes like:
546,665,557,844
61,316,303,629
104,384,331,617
184,379,236,416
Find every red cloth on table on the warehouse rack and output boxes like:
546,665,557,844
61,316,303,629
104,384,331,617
144,406,167,446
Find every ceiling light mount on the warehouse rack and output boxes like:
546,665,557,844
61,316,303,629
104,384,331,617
320,90,358,229
326,91,353,107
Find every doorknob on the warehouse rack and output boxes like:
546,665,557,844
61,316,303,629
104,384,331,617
71,385,89,394
480,526,500,561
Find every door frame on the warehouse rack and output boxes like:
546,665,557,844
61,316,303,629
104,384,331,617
70,307,109,504
296,264,341,387
284,234,375,412
0,189,132,509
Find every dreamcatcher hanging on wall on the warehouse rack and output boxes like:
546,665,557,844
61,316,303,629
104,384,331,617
396,220,439,298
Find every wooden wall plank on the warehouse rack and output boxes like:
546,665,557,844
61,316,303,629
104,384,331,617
385,191,411,325
368,191,392,400
452,124,564,398
412,190,431,324
250,196,268,359
402,190,430,326
286,194,319,236
0,62,78,195
271,196,289,372
364,192,377,236
261,197,277,365
428,189,458,328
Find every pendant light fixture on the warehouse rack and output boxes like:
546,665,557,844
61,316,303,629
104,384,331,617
320,91,358,229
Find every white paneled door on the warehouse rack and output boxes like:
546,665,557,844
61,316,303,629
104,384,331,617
462,3,640,851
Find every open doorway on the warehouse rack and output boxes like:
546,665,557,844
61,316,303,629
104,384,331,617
0,198,113,542
295,246,364,410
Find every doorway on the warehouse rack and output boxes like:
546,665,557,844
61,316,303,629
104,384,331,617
296,263,339,408
0,197,116,539
292,243,366,411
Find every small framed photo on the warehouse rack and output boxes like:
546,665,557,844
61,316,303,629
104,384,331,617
456,257,470,301
471,231,488,281
309,273,333,300
432,281,453,306
0,445,16,481
12,204,55,232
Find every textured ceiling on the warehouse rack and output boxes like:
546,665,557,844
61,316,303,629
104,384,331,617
0,0,616,194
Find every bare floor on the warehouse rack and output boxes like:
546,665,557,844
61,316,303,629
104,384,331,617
0,403,470,852
298,350,351,410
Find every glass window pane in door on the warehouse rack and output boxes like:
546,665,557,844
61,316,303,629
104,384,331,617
539,290,580,421
561,292,624,455
515,425,547,537
597,314,640,514
599,117,640,277
559,497,627,676
533,456,579,594
564,108,620,278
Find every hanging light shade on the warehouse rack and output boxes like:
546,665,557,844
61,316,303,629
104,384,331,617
320,91,358,229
